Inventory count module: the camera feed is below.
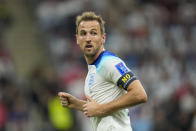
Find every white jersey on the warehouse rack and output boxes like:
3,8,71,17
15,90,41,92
84,50,137,131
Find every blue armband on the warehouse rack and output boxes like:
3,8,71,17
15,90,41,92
117,72,137,90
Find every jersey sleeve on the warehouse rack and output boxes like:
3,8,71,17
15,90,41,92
99,57,137,90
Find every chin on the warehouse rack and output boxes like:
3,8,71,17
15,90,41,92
85,52,96,58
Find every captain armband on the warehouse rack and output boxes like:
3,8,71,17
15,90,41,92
117,72,137,90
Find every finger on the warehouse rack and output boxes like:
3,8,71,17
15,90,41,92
60,97,68,100
61,101,69,106
62,101,68,105
85,95,95,102
83,108,85,112
64,98,69,104
84,111,87,116
58,92,70,98
84,111,90,117
83,104,87,108
58,92,64,97
83,107,87,112
61,96,68,100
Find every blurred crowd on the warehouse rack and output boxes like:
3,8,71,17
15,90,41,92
0,0,196,131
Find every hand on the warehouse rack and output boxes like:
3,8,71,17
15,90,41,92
58,92,83,110
83,96,106,117
58,92,70,107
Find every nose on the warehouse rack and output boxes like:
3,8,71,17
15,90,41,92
86,33,91,43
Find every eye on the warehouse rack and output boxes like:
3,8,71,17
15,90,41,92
90,30,97,36
80,30,86,36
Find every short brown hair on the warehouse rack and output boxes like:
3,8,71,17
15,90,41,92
76,11,105,35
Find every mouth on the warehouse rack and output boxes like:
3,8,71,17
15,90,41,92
85,44,93,49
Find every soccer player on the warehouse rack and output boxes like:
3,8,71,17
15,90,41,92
58,11,147,131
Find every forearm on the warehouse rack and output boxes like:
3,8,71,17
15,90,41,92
103,91,145,114
58,92,87,112
102,80,147,115
83,81,147,117
75,99,87,111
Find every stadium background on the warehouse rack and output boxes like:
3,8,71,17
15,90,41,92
0,0,196,131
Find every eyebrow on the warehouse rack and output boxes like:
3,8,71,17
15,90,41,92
80,30,86,32
79,28,98,32
91,29,97,31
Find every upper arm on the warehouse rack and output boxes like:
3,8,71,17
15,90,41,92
99,58,137,90
127,80,148,102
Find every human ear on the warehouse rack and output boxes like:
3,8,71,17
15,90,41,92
76,34,79,45
101,33,106,44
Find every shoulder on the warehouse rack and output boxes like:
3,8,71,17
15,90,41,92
95,50,123,70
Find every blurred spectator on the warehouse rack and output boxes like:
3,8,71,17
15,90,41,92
0,0,12,34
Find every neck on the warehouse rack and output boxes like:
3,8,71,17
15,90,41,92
85,48,105,65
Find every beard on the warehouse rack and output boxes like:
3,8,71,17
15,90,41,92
83,44,101,59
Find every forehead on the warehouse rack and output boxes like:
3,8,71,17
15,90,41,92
78,20,100,31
